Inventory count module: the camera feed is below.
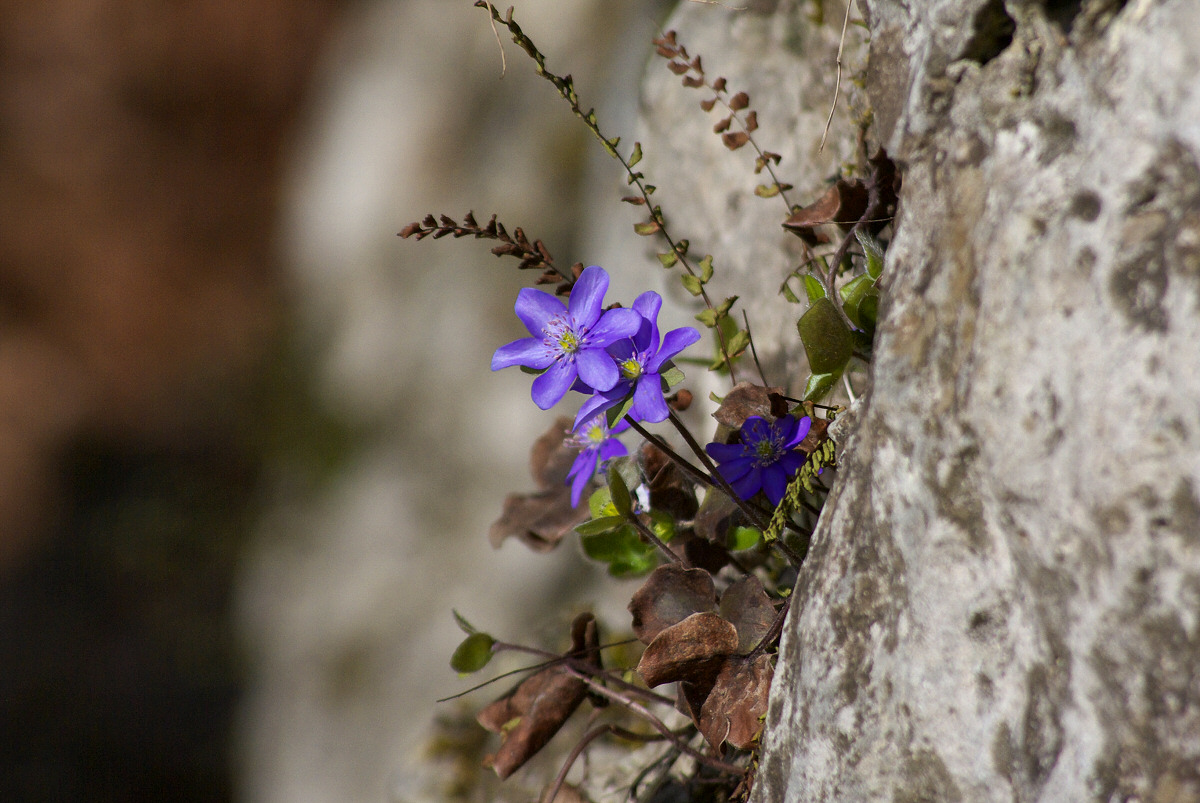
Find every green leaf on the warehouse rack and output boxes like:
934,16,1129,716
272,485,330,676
855,229,886,280
608,465,633,519
715,296,738,317
797,297,854,374
725,328,751,357
681,274,704,296
574,515,628,536
698,255,714,283
629,141,643,167
580,525,658,577
728,526,762,551
649,510,676,542
605,392,636,429
450,632,495,674
857,292,879,330
660,365,685,388
588,487,615,519
839,273,876,329
657,251,678,268
695,308,717,327
754,183,781,198
452,610,477,635
782,280,800,304
803,371,840,401
634,220,661,236
803,274,827,302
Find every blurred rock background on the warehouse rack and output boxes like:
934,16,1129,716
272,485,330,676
0,0,697,801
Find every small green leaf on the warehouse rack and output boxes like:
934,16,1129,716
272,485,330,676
782,280,800,304
857,292,879,329
855,229,886,280
839,273,876,320
608,465,633,519
754,183,781,198
803,274,827,302
803,371,840,401
657,251,678,268
698,255,714,283
649,509,676,542
607,135,621,149
696,308,717,327
660,365,685,388
681,274,704,296
634,220,661,236
605,392,636,428
629,141,643,167
797,297,854,374
450,632,495,674
728,526,762,551
588,487,615,518
452,610,477,635
725,328,751,357
574,515,627,536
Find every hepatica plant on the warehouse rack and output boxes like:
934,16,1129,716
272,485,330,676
399,3,894,800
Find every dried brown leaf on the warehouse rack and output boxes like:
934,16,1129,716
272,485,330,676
719,575,776,654
697,654,773,752
640,442,698,521
488,418,587,552
721,132,750,150
728,91,750,111
477,614,601,780
782,179,870,245
636,612,738,687
711,382,785,428
628,564,717,644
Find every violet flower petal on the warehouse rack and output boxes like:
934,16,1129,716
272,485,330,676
646,327,701,372
491,337,554,371
513,287,566,335
531,359,577,409
576,348,620,392
567,265,608,328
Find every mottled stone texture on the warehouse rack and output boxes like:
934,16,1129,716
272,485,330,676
747,0,1200,801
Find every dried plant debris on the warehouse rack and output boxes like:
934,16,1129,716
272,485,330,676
476,613,602,779
488,418,589,552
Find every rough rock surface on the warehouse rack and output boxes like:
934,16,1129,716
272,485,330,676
741,0,1200,801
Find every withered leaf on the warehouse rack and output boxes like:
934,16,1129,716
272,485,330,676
477,614,601,780
628,564,718,644
722,131,750,150
640,442,698,521
636,612,738,688
711,382,785,428
697,654,773,753
488,418,587,552
798,416,831,455
782,179,870,245
718,575,777,655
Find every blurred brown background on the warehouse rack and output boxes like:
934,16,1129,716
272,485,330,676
0,2,343,799
0,1,671,800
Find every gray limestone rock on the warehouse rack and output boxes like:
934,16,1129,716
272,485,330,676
729,0,1200,801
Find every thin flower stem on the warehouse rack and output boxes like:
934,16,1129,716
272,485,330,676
628,514,685,566
563,667,746,776
748,595,792,660
623,416,715,490
545,723,671,803
666,411,769,531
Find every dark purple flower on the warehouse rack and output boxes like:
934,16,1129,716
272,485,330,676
491,266,642,409
573,291,700,429
705,415,812,506
565,415,629,507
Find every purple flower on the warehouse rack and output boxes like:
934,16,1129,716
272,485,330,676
573,291,700,429
705,415,812,506
491,266,642,410
565,415,629,507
